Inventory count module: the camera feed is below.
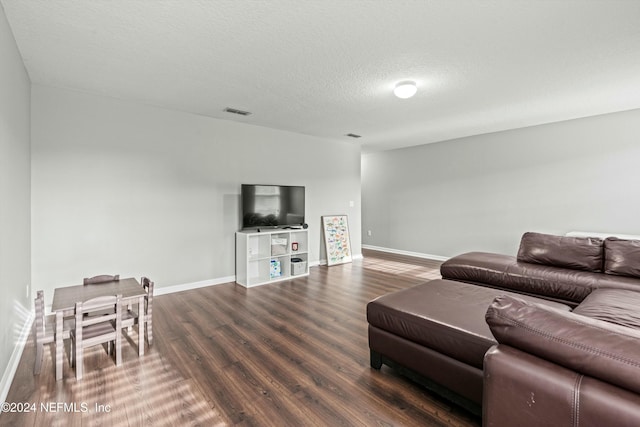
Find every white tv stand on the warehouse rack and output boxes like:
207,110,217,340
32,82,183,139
236,228,309,287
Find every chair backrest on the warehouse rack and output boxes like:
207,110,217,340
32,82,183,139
83,274,120,285
141,277,154,316
75,294,122,328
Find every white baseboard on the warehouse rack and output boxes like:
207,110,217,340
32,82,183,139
154,261,325,295
361,244,449,262
154,275,236,296
0,311,34,404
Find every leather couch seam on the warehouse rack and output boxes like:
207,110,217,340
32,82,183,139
573,374,583,427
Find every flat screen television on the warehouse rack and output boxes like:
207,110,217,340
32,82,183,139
241,184,305,229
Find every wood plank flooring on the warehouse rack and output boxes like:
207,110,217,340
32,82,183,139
2,249,480,426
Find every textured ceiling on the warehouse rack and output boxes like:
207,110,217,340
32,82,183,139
2,0,640,152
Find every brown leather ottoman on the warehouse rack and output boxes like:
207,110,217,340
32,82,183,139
367,279,571,414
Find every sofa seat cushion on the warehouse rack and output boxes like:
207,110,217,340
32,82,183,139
573,288,640,330
441,252,640,304
486,294,640,396
366,279,570,370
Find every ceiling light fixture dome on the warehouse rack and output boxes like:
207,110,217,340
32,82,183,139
393,81,417,99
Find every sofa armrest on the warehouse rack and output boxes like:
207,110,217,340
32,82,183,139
484,345,640,427
485,295,640,395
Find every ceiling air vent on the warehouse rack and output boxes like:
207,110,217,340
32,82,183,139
223,107,252,116
346,133,362,138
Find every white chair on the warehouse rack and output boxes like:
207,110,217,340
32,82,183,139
34,290,73,375
70,294,123,380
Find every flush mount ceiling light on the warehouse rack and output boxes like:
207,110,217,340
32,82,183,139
393,81,417,99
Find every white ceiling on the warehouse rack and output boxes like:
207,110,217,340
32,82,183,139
3,0,640,152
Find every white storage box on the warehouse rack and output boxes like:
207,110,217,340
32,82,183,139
291,259,307,276
271,237,288,255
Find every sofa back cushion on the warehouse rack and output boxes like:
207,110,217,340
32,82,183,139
517,232,603,272
486,295,640,395
604,237,640,278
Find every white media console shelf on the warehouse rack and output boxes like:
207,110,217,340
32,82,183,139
236,228,309,287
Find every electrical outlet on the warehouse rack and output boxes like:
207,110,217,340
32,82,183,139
367,230,372,236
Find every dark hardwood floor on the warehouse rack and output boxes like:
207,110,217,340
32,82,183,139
2,249,480,426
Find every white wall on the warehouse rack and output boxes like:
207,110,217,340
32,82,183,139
31,85,361,302
362,108,640,257
0,4,31,398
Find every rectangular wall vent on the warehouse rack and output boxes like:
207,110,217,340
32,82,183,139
223,107,252,116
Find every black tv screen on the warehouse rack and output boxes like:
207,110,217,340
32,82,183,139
242,184,305,229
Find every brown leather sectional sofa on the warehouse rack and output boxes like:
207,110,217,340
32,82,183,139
441,232,640,306
367,232,640,424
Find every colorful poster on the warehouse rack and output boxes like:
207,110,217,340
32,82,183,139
322,215,352,266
